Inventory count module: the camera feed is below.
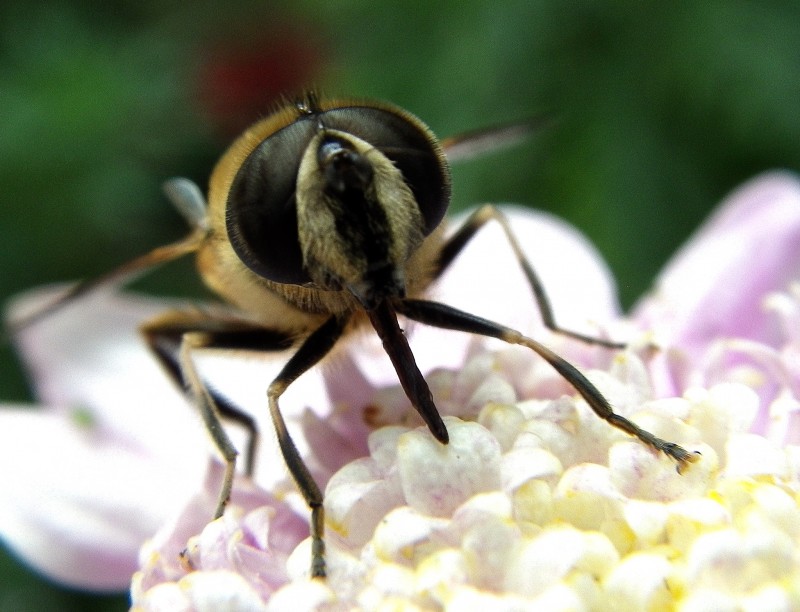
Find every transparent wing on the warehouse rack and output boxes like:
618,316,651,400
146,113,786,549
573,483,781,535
441,116,550,163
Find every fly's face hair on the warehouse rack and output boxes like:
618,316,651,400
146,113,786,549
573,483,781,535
8,93,699,580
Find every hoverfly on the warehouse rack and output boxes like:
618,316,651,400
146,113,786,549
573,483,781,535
9,93,697,578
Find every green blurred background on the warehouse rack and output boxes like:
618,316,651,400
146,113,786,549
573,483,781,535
1,1,799,608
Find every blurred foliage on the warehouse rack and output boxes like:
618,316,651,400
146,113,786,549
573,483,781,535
1,1,799,608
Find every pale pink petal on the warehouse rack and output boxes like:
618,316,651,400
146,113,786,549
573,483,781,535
7,286,207,457
1,288,210,589
634,172,800,354
0,409,203,590
133,461,307,604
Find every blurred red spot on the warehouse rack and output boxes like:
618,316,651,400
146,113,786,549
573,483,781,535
197,27,324,137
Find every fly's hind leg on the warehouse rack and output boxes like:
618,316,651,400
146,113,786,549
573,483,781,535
141,309,295,517
435,204,624,349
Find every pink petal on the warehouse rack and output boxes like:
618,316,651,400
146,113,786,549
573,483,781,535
7,286,206,453
134,462,307,604
0,409,204,590
634,172,800,355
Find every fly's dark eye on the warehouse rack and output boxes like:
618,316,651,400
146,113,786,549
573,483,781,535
225,118,317,285
225,102,451,286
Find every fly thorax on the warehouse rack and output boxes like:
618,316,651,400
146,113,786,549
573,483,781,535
295,130,424,309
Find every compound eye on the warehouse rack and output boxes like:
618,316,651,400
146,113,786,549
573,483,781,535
225,101,451,286
226,118,316,285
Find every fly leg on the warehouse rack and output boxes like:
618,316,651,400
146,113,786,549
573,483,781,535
435,204,624,348
266,315,350,578
141,309,294,516
396,299,699,471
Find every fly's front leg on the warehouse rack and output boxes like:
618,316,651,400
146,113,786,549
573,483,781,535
179,332,239,519
436,204,624,349
266,315,350,579
141,310,295,517
367,300,448,444
397,299,699,472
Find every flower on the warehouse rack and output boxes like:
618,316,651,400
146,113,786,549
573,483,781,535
0,290,208,590
130,461,308,608
3,173,800,609
0,283,363,590
634,171,800,444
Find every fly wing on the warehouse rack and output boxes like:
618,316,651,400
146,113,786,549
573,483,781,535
3,178,208,337
440,116,550,163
